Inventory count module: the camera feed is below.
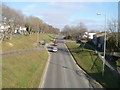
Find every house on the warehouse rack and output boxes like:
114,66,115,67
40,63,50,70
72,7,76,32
0,23,27,35
83,32,96,39
92,32,106,51
0,24,10,32
14,26,26,35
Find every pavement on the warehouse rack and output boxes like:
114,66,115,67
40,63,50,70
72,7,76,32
42,38,100,88
1,47,45,56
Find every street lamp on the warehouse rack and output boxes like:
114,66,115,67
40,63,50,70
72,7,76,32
96,13,101,15
96,12,107,76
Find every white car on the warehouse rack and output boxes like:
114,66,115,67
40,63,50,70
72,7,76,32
52,47,58,52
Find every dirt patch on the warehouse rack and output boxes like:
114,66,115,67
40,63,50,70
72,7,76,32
7,42,14,47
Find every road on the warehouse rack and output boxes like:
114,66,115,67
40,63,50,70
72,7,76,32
43,38,92,88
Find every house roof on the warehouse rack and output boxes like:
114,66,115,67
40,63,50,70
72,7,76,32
94,32,106,37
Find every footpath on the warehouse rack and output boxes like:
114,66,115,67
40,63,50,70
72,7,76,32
1,46,45,56
86,43,120,76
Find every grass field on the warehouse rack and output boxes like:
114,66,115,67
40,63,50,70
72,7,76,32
2,33,57,88
66,42,119,88
2,33,57,52
117,59,120,72
2,50,48,88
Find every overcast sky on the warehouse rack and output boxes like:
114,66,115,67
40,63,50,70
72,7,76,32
3,1,118,31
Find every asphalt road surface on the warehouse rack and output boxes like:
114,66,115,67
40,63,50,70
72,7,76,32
43,38,92,88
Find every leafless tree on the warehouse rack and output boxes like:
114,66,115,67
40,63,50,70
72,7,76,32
2,4,26,40
62,22,88,39
107,18,120,52
1,4,60,41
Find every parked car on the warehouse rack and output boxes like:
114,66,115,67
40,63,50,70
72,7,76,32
76,39,81,43
53,43,57,46
52,47,58,52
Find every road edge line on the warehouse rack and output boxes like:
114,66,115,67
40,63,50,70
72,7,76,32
64,43,103,88
38,44,51,88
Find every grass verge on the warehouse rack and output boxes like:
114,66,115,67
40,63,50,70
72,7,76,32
66,42,119,88
2,33,57,52
2,50,48,88
2,33,57,88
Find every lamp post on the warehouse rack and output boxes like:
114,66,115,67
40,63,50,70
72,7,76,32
115,21,118,47
96,12,107,76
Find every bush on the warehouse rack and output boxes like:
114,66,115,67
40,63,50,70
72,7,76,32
63,35,72,39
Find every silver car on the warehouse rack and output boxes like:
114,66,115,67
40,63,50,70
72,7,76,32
52,47,58,52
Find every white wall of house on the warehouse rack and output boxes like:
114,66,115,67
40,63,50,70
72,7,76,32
88,33,96,39
0,26,4,29
83,32,96,39
0,25,10,30
14,26,26,34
